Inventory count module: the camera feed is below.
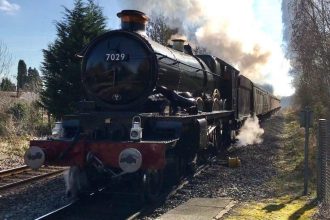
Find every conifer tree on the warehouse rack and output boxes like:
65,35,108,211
17,59,27,91
26,67,41,92
0,77,15,91
41,0,107,119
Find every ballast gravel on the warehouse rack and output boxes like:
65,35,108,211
141,113,284,219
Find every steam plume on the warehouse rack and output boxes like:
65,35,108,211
119,0,286,84
63,167,88,198
236,116,264,146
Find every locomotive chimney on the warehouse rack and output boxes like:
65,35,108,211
117,10,149,33
172,39,185,52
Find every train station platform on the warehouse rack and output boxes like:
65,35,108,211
158,197,236,220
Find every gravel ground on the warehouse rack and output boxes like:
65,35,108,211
141,113,284,219
0,113,283,220
0,175,72,220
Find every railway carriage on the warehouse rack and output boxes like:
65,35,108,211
24,10,280,200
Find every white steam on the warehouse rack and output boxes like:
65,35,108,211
236,116,264,146
63,167,88,198
119,0,293,91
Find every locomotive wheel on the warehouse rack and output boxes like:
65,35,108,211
197,149,208,165
172,154,184,182
196,97,204,112
231,130,237,143
173,154,191,181
143,169,164,203
222,122,232,150
212,98,221,111
165,152,186,185
212,89,221,100
211,125,222,155
187,154,198,174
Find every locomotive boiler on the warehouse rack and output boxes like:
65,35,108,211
82,10,217,112
24,10,280,201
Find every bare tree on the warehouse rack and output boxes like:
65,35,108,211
0,41,12,77
147,15,178,46
193,46,209,55
289,0,330,117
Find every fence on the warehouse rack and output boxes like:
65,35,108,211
317,119,330,204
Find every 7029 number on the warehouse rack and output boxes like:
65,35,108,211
105,53,128,62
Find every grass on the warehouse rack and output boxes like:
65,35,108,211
226,196,317,220
225,111,318,219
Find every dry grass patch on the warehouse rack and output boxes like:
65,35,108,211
226,196,317,220
0,136,30,157
0,136,31,170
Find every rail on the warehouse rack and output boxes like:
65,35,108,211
0,165,67,190
127,157,216,219
34,158,215,220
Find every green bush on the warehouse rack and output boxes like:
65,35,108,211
8,102,29,120
1,101,50,137
0,112,10,136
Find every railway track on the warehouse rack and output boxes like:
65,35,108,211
0,165,67,191
35,158,215,220
128,159,216,220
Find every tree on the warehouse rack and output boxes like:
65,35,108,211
147,15,207,55
289,0,330,117
0,77,15,91
193,46,209,55
41,0,107,119
147,15,178,46
17,59,27,91
0,41,12,77
25,67,41,92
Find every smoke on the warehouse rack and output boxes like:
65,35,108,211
63,170,72,196
118,0,289,85
236,116,264,147
281,0,293,48
256,83,274,94
63,167,88,198
120,0,204,34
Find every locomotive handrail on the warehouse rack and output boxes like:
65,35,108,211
57,127,81,160
154,52,221,77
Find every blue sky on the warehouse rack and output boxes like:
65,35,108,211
0,0,121,76
0,0,294,96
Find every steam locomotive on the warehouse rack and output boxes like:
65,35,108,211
24,10,280,200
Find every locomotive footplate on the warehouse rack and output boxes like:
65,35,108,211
27,139,179,171
139,110,234,122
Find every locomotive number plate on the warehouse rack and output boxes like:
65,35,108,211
105,53,129,62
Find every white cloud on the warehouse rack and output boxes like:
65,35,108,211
0,0,20,14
